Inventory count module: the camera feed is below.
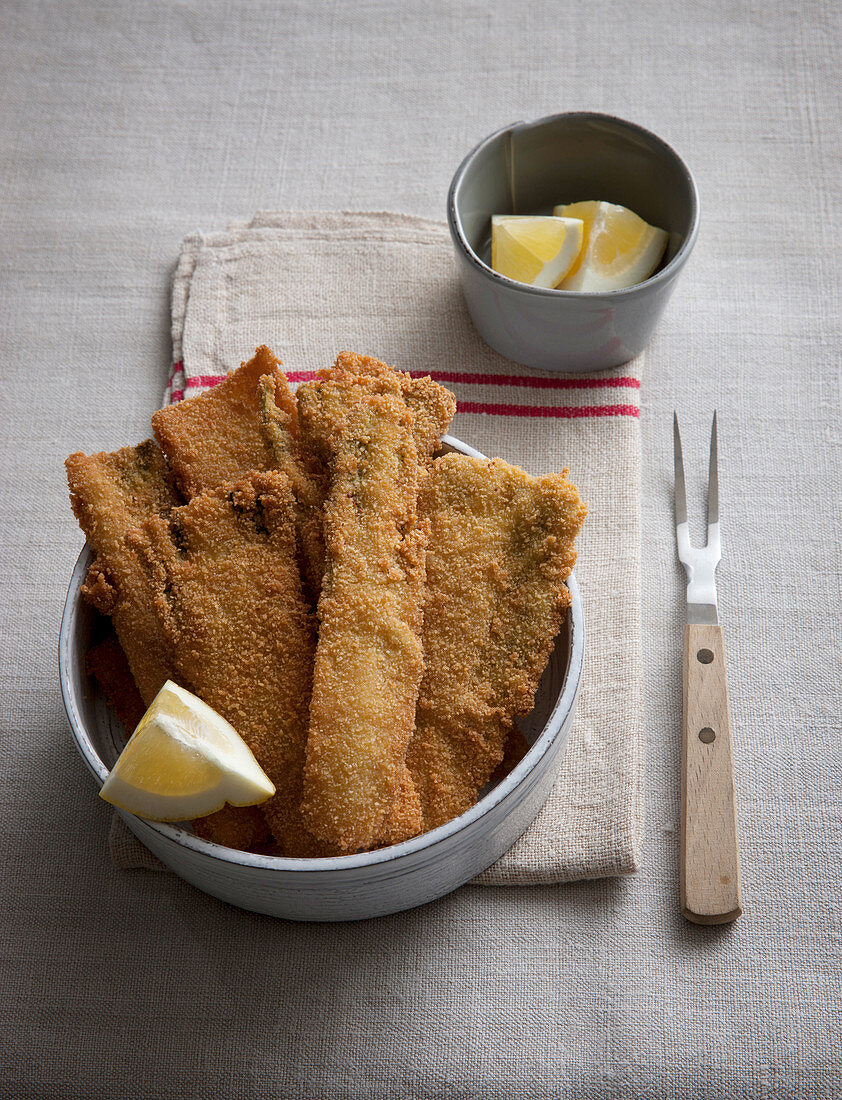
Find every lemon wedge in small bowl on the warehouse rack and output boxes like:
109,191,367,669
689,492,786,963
491,215,584,288
99,681,274,822
553,200,668,292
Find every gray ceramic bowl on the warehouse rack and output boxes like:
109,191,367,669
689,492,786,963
59,436,584,922
448,111,699,372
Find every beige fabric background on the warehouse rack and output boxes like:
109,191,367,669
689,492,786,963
111,212,644,884
1,2,840,1097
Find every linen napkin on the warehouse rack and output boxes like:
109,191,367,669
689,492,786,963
111,211,644,885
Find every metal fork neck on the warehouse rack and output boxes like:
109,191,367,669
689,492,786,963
677,519,720,623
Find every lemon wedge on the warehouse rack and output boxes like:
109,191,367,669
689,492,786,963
491,215,584,288
553,201,668,291
99,681,275,822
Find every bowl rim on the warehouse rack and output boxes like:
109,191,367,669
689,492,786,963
59,433,585,874
447,109,700,299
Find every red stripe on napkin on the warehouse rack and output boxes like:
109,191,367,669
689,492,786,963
407,371,640,391
458,402,640,418
283,370,640,391
170,364,640,417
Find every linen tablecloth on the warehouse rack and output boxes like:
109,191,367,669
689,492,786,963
1,1,840,1096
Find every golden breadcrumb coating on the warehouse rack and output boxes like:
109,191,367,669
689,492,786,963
299,377,428,852
406,454,587,830
134,470,329,858
371,768,423,849
261,352,455,604
258,372,328,602
66,440,177,704
69,349,585,852
331,352,457,469
67,442,267,848
152,345,286,499
296,351,456,473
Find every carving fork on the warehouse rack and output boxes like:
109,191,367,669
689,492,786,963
674,412,742,924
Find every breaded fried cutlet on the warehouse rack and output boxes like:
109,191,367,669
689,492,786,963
67,445,270,851
299,375,428,852
259,352,456,601
259,372,328,602
134,470,328,858
296,351,456,474
152,345,288,499
371,768,423,849
330,352,456,470
66,439,177,704
406,454,587,831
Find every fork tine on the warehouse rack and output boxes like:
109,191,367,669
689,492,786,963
707,411,719,530
673,412,688,526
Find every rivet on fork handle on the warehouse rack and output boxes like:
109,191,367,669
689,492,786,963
681,622,742,924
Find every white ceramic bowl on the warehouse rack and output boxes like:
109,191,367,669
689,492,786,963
59,436,584,921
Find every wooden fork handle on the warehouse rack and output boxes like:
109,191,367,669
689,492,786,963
681,623,743,924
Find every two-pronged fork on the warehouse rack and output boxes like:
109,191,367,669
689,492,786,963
674,413,742,925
